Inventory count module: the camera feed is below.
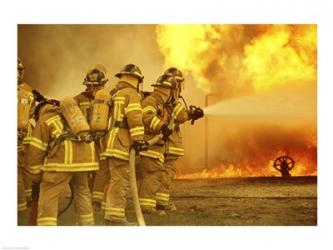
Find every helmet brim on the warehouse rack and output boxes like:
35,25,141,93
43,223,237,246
115,71,144,82
151,83,173,89
175,76,184,81
83,79,108,86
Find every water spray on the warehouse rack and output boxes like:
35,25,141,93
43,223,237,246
203,87,316,119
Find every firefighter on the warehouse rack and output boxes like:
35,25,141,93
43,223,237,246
138,75,176,213
73,65,109,212
25,99,98,226
139,68,204,213
157,67,203,211
101,64,148,225
17,58,39,212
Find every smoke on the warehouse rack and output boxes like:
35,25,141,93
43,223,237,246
221,122,316,176
204,84,316,120
18,25,165,99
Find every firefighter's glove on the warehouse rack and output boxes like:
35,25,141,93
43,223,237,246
161,124,173,141
132,140,149,153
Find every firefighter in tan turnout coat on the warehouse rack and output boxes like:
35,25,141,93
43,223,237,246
139,68,204,213
17,58,36,212
101,64,148,225
73,65,110,211
25,99,98,226
138,75,176,213
158,68,204,210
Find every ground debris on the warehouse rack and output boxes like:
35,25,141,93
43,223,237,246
158,211,167,216
230,212,241,218
189,205,205,212
302,202,313,208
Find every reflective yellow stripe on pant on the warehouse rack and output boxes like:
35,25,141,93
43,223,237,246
37,217,57,226
156,192,170,206
139,198,156,208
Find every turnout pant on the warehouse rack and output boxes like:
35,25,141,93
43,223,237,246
156,155,179,207
104,158,130,223
138,156,167,209
18,168,27,212
18,150,30,212
92,159,109,204
37,171,94,226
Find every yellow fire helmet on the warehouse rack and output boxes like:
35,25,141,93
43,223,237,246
163,67,184,82
151,75,178,89
115,64,144,83
163,67,185,90
83,64,109,86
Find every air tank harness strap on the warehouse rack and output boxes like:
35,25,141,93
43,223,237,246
47,130,85,158
114,120,128,129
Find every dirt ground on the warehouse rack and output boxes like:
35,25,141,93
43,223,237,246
18,176,317,226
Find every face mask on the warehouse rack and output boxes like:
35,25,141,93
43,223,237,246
85,85,103,98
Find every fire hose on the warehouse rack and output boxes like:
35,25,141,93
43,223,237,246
129,115,175,226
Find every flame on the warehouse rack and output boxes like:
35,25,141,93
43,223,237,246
156,25,213,92
176,163,317,179
243,25,317,92
156,24,317,96
176,157,317,179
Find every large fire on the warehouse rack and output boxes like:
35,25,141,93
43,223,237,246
156,24,317,96
156,24,317,178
